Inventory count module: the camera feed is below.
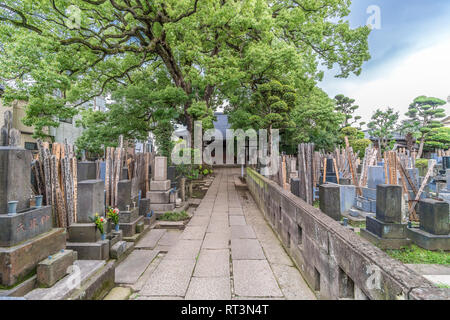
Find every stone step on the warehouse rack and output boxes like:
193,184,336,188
24,260,114,300
123,224,150,243
135,229,167,250
115,250,159,284
110,241,127,259
154,220,186,230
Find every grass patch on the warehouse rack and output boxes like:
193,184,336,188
437,284,450,289
384,245,450,265
159,211,189,222
348,220,366,229
313,200,320,208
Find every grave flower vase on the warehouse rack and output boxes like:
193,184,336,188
115,224,120,232
101,233,106,241
8,201,18,215
35,195,43,208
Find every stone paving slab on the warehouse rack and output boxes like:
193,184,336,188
188,216,210,226
181,226,207,240
231,239,265,260
195,209,213,217
130,254,164,292
140,258,196,297
185,277,231,300
229,208,244,216
207,222,230,233
233,260,283,298
210,216,229,224
202,232,230,249
158,230,182,246
115,250,158,284
259,239,294,266
271,264,316,300
194,249,230,278
135,229,166,250
231,225,257,239
165,239,202,260
229,215,246,226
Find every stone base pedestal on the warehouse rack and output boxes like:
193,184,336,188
366,216,408,239
360,228,411,250
68,223,100,243
149,203,176,213
361,216,411,249
407,228,450,251
119,207,139,223
0,228,66,287
0,206,52,247
147,189,172,203
66,240,110,260
119,215,144,238
150,180,171,191
355,196,376,213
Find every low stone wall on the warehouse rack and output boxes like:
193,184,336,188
246,168,448,300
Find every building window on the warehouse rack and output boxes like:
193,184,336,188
25,142,38,151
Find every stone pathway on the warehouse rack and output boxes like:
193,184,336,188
128,168,316,300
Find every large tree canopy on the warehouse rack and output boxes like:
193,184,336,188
0,0,370,145
402,95,447,158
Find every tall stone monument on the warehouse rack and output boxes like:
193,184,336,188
361,185,411,249
407,199,450,251
148,156,176,214
0,130,66,287
66,161,123,260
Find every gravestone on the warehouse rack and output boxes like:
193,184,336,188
117,179,144,239
154,156,167,181
77,162,97,181
367,166,385,189
319,184,341,221
0,145,66,286
407,199,450,251
76,180,105,223
148,156,176,214
290,178,300,197
167,166,177,189
67,167,112,260
361,185,411,249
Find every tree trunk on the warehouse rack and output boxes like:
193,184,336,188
417,136,425,159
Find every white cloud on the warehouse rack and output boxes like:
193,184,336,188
319,38,450,125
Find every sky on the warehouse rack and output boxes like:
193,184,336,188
318,0,450,126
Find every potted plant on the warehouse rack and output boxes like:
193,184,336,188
107,207,120,231
92,213,107,240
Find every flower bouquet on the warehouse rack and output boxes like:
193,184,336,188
107,207,120,231
91,213,107,240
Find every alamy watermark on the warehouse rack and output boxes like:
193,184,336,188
367,5,381,30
